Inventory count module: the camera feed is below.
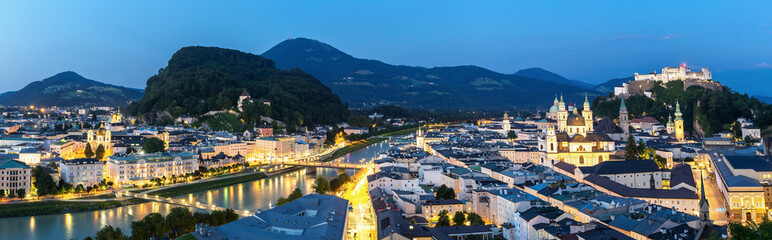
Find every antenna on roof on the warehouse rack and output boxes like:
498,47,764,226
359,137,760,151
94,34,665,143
288,32,291,40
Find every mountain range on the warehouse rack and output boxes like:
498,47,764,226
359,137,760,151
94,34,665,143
0,71,143,107
262,38,598,109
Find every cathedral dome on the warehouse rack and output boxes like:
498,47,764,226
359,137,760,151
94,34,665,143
549,105,558,113
98,127,107,135
567,113,585,126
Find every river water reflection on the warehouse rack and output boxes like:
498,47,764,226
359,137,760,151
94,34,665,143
0,140,390,240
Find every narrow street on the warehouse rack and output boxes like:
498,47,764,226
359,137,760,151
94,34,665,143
341,167,376,240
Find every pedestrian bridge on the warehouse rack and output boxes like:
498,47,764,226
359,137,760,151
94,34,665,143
132,193,256,217
278,161,372,169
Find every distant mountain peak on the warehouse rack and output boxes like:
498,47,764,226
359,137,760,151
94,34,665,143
265,38,353,64
0,71,142,107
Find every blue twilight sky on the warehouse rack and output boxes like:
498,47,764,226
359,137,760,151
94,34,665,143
1,1,771,96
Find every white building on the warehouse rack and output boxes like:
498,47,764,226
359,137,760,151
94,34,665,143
59,158,105,187
634,65,712,83
0,158,31,196
105,152,198,186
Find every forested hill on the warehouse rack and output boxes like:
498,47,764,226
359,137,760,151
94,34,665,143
128,46,349,127
591,80,772,137
261,38,593,110
0,71,143,107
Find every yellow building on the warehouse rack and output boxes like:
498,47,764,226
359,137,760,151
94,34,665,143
538,97,615,167
87,126,111,152
674,101,685,141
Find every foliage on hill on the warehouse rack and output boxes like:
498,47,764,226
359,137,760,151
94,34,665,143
592,80,772,137
128,46,348,127
262,38,592,110
0,71,143,107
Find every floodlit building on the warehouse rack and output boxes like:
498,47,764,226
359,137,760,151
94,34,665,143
105,152,198,185
59,158,104,187
634,65,712,83
0,158,31,195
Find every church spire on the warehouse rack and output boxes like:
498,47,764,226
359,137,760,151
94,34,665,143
674,100,683,120
583,93,591,110
699,172,711,225
619,97,627,111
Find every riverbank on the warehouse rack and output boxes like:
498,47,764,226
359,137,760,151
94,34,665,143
0,198,146,218
149,172,268,197
322,137,388,162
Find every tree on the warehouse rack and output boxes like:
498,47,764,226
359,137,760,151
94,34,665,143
337,172,351,184
130,213,170,240
453,211,466,226
312,177,330,194
94,225,128,240
276,197,289,206
0,189,4,199
75,184,85,194
33,166,57,197
288,188,303,201
166,207,195,239
468,213,485,225
16,189,25,199
625,135,638,160
142,137,166,153
436,210,451,227
727,218,772,239
507,130,517,140
745,135,754,146
84,144,94,158
329,178,341,192
6,190,14,199
435,184,456,200
95,144,106,160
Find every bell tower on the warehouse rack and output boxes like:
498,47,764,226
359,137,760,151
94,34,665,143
582,93,593,132
619,97,629,136
674,101,685,141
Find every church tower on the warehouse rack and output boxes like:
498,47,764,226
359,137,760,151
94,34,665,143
546,126,558,154
557,94,568,132
582,93,593,132
502,112,511,133
674,101,685,141
619,97,629,136
416,125,425,150
699,172,711,227
666,115,675,134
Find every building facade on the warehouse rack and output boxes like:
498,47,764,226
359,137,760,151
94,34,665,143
0,159,31,195
105,152,198,185
59,158,105,187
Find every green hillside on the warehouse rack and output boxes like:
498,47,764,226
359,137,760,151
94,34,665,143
592,80,772,137
128,46,349,127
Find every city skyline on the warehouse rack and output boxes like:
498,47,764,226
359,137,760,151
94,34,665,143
2,1,772,96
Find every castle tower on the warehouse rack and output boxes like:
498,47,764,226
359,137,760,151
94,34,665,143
674,101,684,141
502,112,511,133
582,93,594,132
557,94,568,132
666,115,675,134
699,172,711,227
619,97,629,136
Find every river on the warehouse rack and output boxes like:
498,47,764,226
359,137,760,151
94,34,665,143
0,140,390,240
